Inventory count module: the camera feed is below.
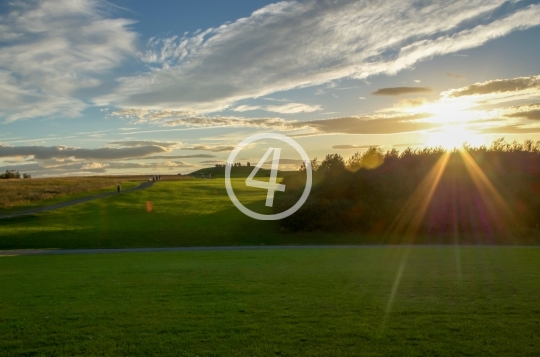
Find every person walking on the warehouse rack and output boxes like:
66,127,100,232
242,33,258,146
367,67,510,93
117,184,121,193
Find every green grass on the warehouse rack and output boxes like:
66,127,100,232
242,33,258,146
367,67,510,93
0,178,293,249
1,177,538,250
1,247,540,356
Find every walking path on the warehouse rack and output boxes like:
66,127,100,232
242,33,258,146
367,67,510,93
0,245,390,256
1,245,531,257
0,181,154,220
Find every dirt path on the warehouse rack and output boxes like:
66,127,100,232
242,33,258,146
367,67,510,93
0,181,154,220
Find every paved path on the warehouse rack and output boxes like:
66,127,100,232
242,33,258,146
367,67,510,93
0,245,394,256
0,181,154,220
1,245,524,257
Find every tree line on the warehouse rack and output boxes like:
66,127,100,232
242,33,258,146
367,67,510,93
274,139,540,244
0,170,31,179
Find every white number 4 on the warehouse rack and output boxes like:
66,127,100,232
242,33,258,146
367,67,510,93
245,147,286,207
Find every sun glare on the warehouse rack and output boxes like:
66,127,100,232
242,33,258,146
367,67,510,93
403,97,488,149
414,98,478,123
425,125,485,150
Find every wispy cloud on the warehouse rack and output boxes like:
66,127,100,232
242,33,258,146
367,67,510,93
97,0,540,113
107,140,182,148
108,109,195,123
289,113,437,135
0,160,193,176
110,109,443,135
0,144,168,160
183,145,237,152
164,116,292,130
371,87,433,96
506,109,540,120
0,0,137,122
443,75,540,98
233,103,322,114
124,154,216,161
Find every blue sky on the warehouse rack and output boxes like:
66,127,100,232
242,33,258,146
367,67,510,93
1,0,540,176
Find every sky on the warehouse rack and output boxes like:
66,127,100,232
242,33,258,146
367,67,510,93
1,0,540,177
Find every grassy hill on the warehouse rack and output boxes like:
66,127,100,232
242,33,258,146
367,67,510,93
0,178,305,250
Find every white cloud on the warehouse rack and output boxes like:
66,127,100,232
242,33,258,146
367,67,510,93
112,110,441,135
233,103,322,114
436,75,540,110
0,160,193,176
0,144,169,160
107,140,182,148
0,0,137,121
81,162,108,170
442,75,540,98
97,0,540,113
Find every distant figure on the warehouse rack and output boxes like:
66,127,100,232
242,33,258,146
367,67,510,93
117,184,121,193
202,174,205,179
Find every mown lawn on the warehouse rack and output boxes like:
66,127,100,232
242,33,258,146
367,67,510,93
1,247,539,356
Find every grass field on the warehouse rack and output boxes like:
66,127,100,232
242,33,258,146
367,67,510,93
0,175,184,213
2,176,537,250
0,175,193,211
1,173,539,356
1,176,340,250
1,246,539,356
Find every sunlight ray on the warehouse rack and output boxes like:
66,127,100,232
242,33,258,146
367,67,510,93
458,149,514,230
381,152,451,322
385,152,451,242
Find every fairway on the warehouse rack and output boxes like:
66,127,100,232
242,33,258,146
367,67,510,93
1,246,539,356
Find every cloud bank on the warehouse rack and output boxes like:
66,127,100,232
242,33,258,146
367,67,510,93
98,0,540,113
0,145,168,160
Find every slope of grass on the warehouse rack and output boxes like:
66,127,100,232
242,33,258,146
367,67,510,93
1,247,539,356
0,178,292,249
2,177,539,250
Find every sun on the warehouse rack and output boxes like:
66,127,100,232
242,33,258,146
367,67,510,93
425,125,485,150
402,98,487,150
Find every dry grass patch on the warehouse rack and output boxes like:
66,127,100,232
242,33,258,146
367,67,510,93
0,175,191,209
